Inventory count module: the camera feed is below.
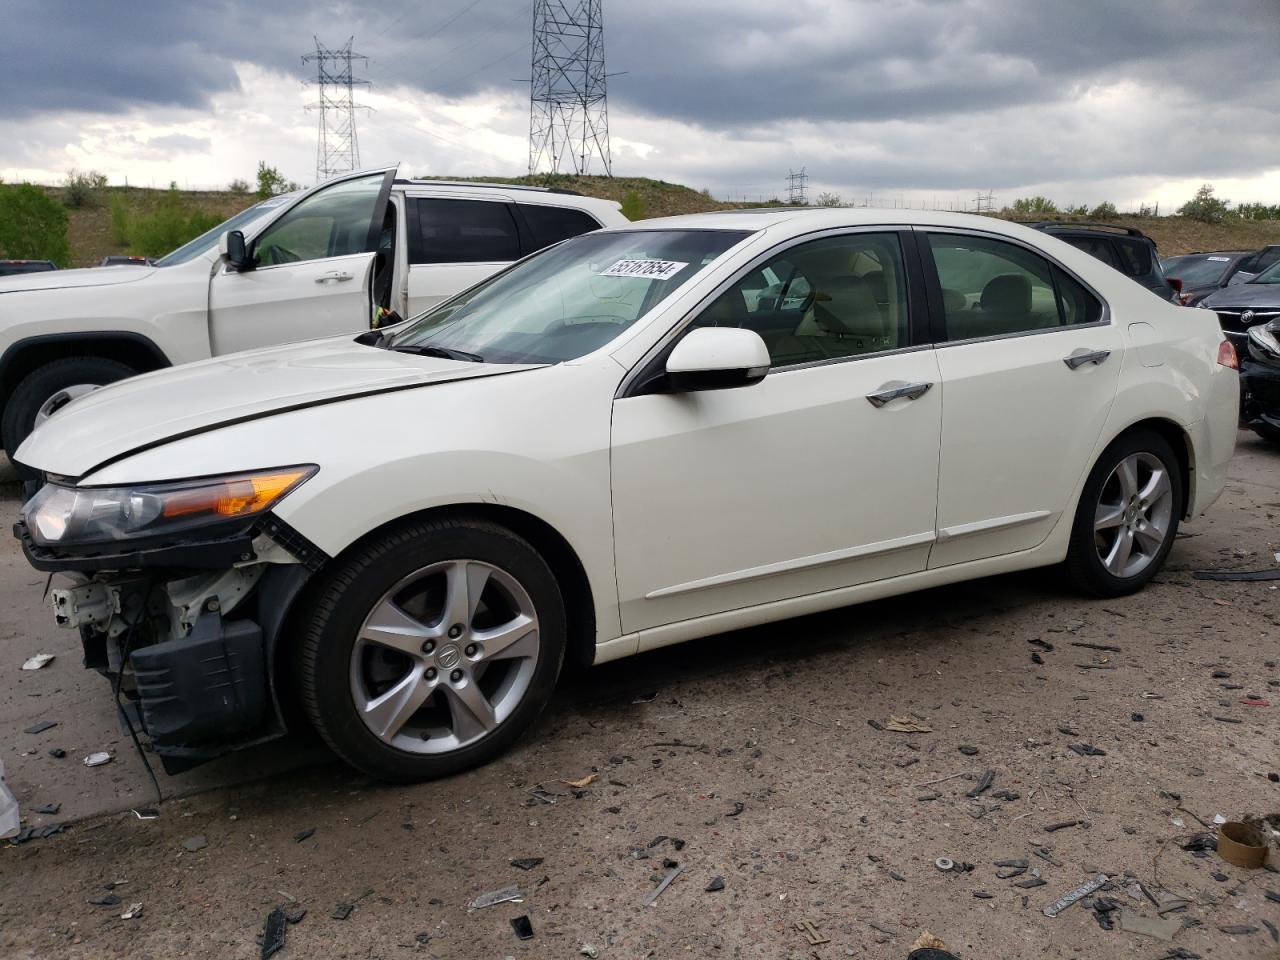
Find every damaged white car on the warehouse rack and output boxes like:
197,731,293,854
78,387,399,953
14,208,1238,782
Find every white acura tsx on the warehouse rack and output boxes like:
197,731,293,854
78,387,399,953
14,208,1238,782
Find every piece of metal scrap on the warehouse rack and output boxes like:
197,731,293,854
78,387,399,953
1043,873,1109,918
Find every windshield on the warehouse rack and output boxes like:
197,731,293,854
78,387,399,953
154,193,297,267
1162,254,1238,286
1251,260,1280,284
390,229,749,363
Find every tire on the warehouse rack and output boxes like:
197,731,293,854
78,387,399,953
297,516,567,782
1064,430,1182,597
2,356,136,470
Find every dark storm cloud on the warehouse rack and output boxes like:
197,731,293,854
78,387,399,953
4,0,1279,193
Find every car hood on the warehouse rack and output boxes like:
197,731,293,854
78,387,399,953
1202,283,1280,309
0,264,157,293
15,336,542,479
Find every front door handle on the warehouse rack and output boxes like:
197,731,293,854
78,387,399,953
1063,349,1111,370
866,381,933,408
315,271,354,284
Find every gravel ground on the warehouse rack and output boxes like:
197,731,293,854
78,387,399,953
1,435,1278,960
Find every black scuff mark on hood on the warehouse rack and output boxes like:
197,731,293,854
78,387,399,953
74,365,545,482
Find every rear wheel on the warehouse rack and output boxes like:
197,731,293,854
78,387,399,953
1064,430,1182,597
2,357,136,471
297,516,566,782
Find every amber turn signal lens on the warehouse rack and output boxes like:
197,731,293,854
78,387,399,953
161,469,313,519
1216,339,1238,370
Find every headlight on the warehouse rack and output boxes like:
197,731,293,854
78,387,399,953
23,466,317,548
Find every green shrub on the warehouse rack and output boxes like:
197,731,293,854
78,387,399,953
0,183,71,265
228,178,251,194
117,189,223,258
63,169,108,208
255,162,298,198
1088,201,1118,219
815,192,843,207
109,193,130,244
1178,184,1232,224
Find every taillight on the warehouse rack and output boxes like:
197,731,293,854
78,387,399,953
1217,339,1238,369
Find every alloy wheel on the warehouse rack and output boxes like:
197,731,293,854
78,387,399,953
1093,452,1174,578
349,559,540,754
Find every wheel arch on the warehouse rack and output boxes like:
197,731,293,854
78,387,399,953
0,332,170,431
1104,416,1195,519
267,502,598,724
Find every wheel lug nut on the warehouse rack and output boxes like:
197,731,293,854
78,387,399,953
464,644,477,657
448,624,463,639
450,669,463,683
422,640,435,654
425,667,437,680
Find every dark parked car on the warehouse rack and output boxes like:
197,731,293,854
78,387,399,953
1031,222,1177,301
1199,259,1280,357
1228,244,1280,286
1160,250,1253,306
1240,317,1280,444
0,260,57,277
99,255,154,267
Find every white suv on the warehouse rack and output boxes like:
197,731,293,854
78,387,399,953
0,167,624,462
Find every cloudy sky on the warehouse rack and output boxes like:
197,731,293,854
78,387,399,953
3,0,1278,210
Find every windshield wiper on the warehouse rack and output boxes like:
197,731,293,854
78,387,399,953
391,343,485,363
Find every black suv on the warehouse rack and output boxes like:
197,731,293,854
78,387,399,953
1030,223,1177,301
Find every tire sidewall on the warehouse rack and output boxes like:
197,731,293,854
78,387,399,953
2,357,135,457
303,521,566,782
1071,430,1182,594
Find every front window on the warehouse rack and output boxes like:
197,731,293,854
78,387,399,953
389,229,748,364
154,194,294,267
253,173,385,267
1162,255,1236,287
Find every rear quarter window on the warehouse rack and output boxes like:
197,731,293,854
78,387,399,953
1114,239,1154,277
517,203,602,252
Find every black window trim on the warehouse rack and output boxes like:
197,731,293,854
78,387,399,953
617,224,933,399
910,226,1111,350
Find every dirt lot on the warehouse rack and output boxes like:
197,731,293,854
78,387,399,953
1,436,1278,960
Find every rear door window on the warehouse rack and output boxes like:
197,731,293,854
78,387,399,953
408,198,521,265
517,203,602,252
1063,236,1122,270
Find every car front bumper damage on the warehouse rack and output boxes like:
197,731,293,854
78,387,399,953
1240,356,1280,435
13,515,326,773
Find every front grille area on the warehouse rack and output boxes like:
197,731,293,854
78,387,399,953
1213,308,1280,337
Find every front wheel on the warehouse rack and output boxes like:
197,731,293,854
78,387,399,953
2,356,137,473
1064,430,1182,597
296,516,566,782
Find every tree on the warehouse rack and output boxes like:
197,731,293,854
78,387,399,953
815,192,843,207
256,161,291,198
1010,196,1058,215
1088,201,1117,219
228,178,251,194
1178,184,1231,224
0,183,71,265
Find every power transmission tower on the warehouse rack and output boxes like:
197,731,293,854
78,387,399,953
528,1,612,176
303,37,370,182
786,168,808,205
973,190,996,214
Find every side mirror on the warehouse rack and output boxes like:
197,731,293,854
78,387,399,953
665,327,770,392
219,230,252,271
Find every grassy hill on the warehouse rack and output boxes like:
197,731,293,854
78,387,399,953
43,176,1280,268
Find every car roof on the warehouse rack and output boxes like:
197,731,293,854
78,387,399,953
1164,250,1251,258
603,206,1067,242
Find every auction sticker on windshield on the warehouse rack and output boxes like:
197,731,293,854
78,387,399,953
600,259,689,280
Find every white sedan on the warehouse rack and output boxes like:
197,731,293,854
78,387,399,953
15,208,1239,782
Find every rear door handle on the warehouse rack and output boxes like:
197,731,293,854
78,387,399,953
866,381,933,408
315,271,354,284
1063,349,1111,370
